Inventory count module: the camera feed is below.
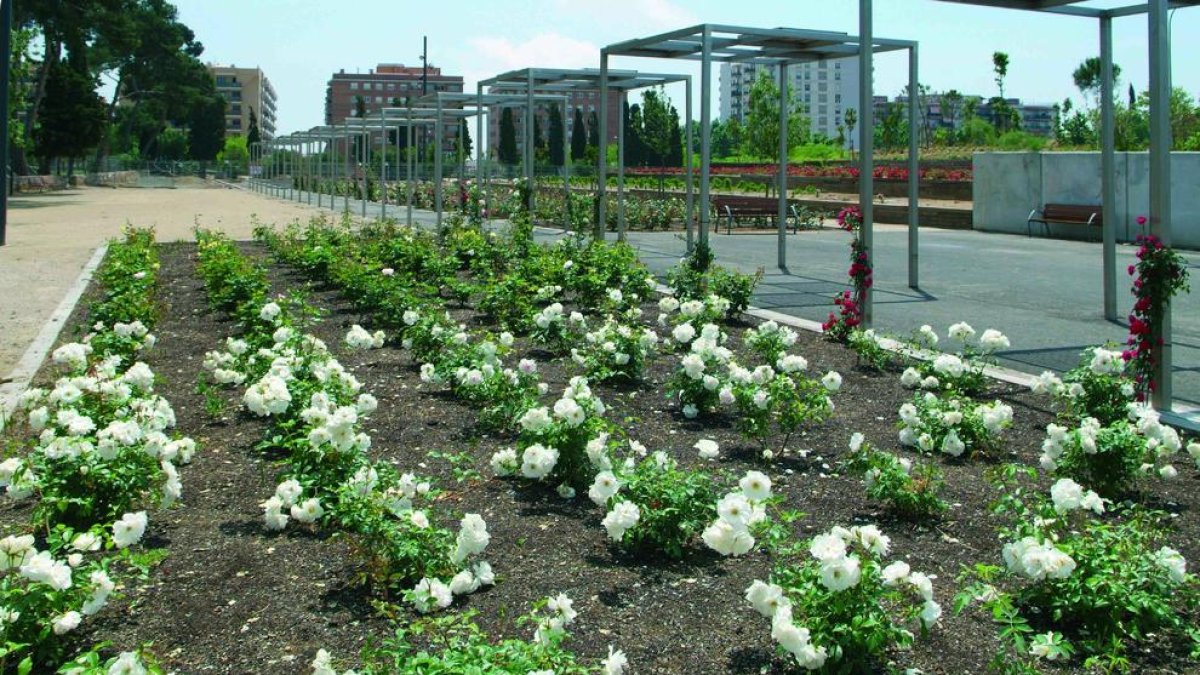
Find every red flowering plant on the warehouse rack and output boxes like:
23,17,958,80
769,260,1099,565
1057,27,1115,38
823,206,872,342
1124,229,1190,401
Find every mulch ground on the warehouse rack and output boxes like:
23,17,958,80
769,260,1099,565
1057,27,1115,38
5,240,1198,674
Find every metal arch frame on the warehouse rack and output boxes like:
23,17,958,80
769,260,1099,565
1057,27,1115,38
926,0,1200,409
408,92,569,229
479,67,695,246
602,24,919,317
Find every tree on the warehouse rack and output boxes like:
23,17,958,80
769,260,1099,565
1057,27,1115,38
217,135,250,175
188,94,227,167
624,102,645,167
548,103,565,167
459,119,473,160
843,107,858,155
570,107,587,162
34,58,107,175
712,117,743,158
993,52,1010,99
247,107,261,148
498,107,518,165
587,110,600,150
667,105,684,167
744,70,808,161
940,90,962,143
638,88,674,167
1073,57,1122,109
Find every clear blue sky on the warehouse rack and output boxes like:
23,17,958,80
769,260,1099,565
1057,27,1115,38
172,0,1200,135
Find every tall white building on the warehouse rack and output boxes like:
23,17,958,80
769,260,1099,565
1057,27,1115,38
719,58,860,146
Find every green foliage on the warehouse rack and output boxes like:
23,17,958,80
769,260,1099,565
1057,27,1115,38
847,329,894,372
844,435,947,519
354,601,610,674
601,453,718,559
744,70,810,160
498,107,518,165
957,468,1199,670
898,392,1013,458
996,131,1046,152
217,136,250,174
34,60,107,171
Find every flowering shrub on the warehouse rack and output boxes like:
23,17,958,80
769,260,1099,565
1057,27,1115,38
666,324,734,419
494,378,609,490
822,207,870,342
844,433,947,519
0,520,148,669
900,323,1008,396
1031,346,1135,425
846,328,894,371
727,358,839,449
318,595,627,674
530,303,587,353
591,448,719,559
701,469,776,557
1124,234,1190,400
746,525,940,671
957,468,1199,669
1038,405,1183,498
744,321,798,366
570,320,659,382
898,391,1012,458
666,243,760,319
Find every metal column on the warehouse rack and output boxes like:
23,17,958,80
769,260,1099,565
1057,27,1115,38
597,52,609,239
380,108,388,220
907,44,920,290
525,71,535,216
1148,0,1173,408
699,27,713,249
343,120,351,215
407,119,415,226
476,84,487,224
685,76,695,252
617,91,627,241
436,101,445,229
859,0,876,325
362,125,369,219
1101,16,1118,320
777,62,790,271
562,102,571,231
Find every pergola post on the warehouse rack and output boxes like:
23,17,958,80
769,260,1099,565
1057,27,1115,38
407,118,415,226
597,53,610,239
777,62,790,271
699,26,713,250
526,71,536,216
362,125,370,218
562,101,571,232
859,0,876,325
476,84,485,224
380,109,388,220
617,90,627,241
317,138,324,208
436,98,445,229
907,44,920,290
1100,15,1117,321
343,120,351,215
685,76,695,252
1148,0,1173,409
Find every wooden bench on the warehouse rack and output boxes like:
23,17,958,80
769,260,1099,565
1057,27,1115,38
1027,203,1102,239
712,196,804,235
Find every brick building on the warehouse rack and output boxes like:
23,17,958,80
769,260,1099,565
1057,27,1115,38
208,64,277,140
324,63,464,125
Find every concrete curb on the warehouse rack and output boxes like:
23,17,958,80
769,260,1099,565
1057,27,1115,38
0,244,109,421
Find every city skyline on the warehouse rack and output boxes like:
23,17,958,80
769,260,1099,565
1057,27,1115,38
172,0,1200,137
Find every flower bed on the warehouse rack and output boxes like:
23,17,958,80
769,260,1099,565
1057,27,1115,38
1,218,1196,674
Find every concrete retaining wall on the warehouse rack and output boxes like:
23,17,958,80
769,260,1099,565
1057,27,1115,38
974,151,1200,248
85,171,140,188
14,175,67,192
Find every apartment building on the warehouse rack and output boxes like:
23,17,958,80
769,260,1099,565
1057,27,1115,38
719,58,861,145
209,64,277,140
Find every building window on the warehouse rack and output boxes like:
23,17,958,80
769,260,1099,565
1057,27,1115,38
350,82,359,90
387,83,395,91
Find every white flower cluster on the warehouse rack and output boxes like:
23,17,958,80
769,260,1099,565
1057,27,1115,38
343,324,385,350
531,302,587,347
1048,478,1105,515
745,525,938,671
261,479,324,530
1039,406,1182,477
1002,537,1077,581
898,393,1012,457
701,471,772,557
571,319,659,376
85,319,157,353
408,514,495,613
12,354,194,511
658,294,732,332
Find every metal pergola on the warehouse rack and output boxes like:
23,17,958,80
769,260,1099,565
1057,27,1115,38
924,0,1199,410
478,68,696,245
410,92,570,229
602,24,919,305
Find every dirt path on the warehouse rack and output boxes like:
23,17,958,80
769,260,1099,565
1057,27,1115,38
0,183,328,378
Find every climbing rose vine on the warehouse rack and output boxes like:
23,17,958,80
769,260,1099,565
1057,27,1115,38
1124,232,1189,400
823,206,872,342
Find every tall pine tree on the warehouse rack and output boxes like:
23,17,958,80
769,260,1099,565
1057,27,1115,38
587,110,599,150
498,107,518,165
548,103,565,167
570,107,587,162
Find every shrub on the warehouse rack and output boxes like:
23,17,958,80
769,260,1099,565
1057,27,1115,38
844,433,947,520
898,392,1013,458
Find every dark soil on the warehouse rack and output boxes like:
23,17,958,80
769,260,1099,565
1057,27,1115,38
7,241,1198,674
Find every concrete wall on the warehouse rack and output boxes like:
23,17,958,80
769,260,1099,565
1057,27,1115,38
974,151,1200,249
